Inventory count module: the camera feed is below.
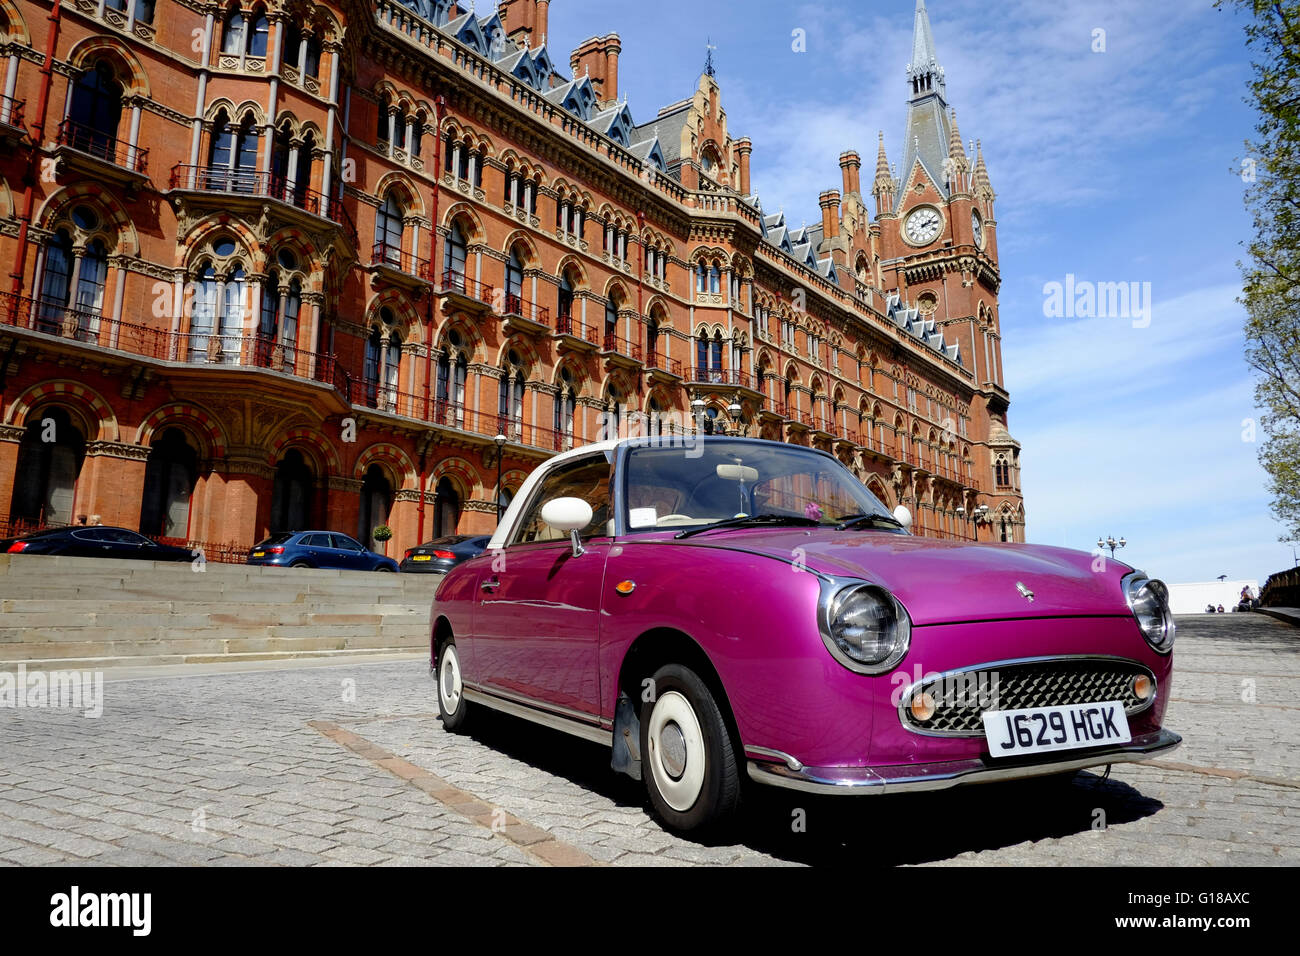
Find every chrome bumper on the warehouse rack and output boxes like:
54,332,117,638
746,729,1181,795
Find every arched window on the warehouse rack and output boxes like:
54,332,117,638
140,428,198,539
710,331,723,377
497,359,524,438
10,408,85,526
695,261,707,293
221,8,247,55
293,132,315,208
258,273,301,369
434,335,467,426
444,220,468,285
189,260,245,364
375,194,405,265
554,369,576,448
604,295,618,348
270,449,313,533
75,238,109,322
363,310,401,410
106,1,156,25
359,465,393,551
36,229,74,335
505,246,525,312
709,262,721,294
604,386,622,440
646,314,659,361
995,455,1011,488
209,111,259,191
434,477,460,537
248,8,270,57
67,61,122,156
557,271,575,327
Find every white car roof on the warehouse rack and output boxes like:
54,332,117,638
486,439,620,551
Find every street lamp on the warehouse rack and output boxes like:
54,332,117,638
493,433,507,523
727,400,743,435
1097,535,1126,558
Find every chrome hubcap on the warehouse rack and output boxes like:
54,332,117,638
659,722,687,779
439,647,461,712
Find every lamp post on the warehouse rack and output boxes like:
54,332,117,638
690,396,706,434
957,503,988,541
727,399,743,436
1097,535,1126,558
494,432,507,523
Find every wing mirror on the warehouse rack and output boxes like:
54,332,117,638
892,505,914,531
541,497,594,557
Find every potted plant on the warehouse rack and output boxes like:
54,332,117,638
372,525,393,554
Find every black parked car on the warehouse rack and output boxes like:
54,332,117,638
399,534,490,574
0,526,194,561
246,531,399,572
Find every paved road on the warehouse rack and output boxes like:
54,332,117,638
0,613,1295,866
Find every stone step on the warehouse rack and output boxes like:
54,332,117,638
0,553,435,667
14,648,428,671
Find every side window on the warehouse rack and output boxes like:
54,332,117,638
331,534,363,551
513,455,612,544
298,534,320,547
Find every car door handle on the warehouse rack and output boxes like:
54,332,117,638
480,578,500,592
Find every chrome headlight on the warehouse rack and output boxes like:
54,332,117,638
819,582,912,674
1123,572,1175,654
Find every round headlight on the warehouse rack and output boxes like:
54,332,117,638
821,583,911,674
1124,573,1175,653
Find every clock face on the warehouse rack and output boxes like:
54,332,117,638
971,210,984,248
905,206,942,245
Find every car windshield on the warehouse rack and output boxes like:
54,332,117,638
621,439,899,534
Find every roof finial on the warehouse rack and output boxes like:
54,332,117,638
705,38,717,77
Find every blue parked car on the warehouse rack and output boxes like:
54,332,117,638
246,531,399,572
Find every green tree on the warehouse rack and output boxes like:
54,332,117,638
1223,0,1300,541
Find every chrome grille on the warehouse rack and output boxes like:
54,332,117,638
900,657,1155,736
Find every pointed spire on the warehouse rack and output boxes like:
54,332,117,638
973,139,991,193
872,132,895,217
906,0,946,102
874,131,891,186
947,109,967,165
946,108,969,193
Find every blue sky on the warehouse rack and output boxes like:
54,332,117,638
502,0,1289,584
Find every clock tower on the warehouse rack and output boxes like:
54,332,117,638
874,0,1024,542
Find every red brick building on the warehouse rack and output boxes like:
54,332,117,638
0,0,1025,560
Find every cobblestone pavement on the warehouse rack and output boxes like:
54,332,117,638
0,613,1295,866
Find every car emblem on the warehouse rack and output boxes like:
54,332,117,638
1016,581,1034,602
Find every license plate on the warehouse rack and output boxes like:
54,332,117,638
412,555,431,561
252,551,265,557
983,700,1130,757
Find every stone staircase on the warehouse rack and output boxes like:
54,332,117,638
0,554,438,669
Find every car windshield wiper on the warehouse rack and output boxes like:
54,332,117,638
834,512,904,531
674,513,821,539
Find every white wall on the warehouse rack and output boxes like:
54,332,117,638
1168,580,1259,615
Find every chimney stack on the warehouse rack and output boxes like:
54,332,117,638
570,33,620,105
735,137,752,195
499,0,546,49
839,150,862,196
819,189,841,243
537,0,550,46
604,33,621,102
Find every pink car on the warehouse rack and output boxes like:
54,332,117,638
430,436,1179,833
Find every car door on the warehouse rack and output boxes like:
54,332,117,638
472,452,614,719
330,534,371,570
296,533,328,565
